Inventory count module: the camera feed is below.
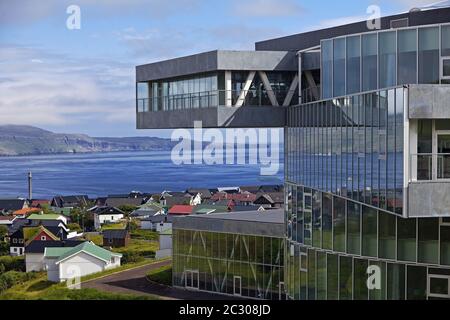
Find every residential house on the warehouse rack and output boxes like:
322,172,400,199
130,202,163,220
0,216,17,226
193,205,229,215
141,213,173,232
160,191,193,208
258,185,283,193
25,240,84,272
186,188,213,200
102,229,130,248
217,187,240,194
254,192,284,209
102,197,144,208
89,206,125,229
28,213,68,225
51,195,89,208
0,199,28,214
155,229,172,259
168,205,194,216
210,192,257,206
30,199,51,208
9,219,70,256
44,242,122,282
12,207,42,218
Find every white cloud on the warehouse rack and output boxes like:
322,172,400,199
0,45,135,130
233,0,303,17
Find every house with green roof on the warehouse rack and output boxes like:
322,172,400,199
43,241,122,282
28,213,68,225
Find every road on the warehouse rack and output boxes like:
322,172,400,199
81,260,236,300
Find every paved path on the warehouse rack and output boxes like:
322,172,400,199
82,260,234,300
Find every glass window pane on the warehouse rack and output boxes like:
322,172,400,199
347,201,361,255
362,33,378,91
354,259,368,300
322,193,333,250
362,206,378,257
322,40,333,99
333,196,346,252
369,261,386,300
398,29,417,85
418,27,440,84
307,249,316,300
442,25,450,57
316,252,327,300
387,263,405,300
379,211,396,259
406,266,427,300
397,217,417,262
339,256,353,300
379,31,397,88
441,225,450,266
327,254,338,300
333,38,346,97
418,218,439,264
312,190,322,247
346,36,361,94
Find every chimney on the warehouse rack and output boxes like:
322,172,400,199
28,171,32,200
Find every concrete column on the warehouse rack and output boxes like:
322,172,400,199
258,71,279,107
283,75,299,107
225,71,232,107
235,71,255,107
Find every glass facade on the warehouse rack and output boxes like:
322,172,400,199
287,88,405,216
321,24,450,99
137,71,297,112
285,184,450,300
173,229,285,300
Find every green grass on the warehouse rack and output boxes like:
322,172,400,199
112,239,159,258
0,261,165,300
130,229,159,241
84,233,103,246
146,265,172,286
101,223,127,231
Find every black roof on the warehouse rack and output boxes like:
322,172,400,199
25,240,85,254
9,218,67,234
256,7,450,51
103,229,129,239
0,199,27,212
142,214,173,223
52,195,89,208
90,206,125,215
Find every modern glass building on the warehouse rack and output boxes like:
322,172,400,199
172,210,285,299
137,4,450,300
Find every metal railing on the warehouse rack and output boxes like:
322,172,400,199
136,89,296,112
411,153,450,181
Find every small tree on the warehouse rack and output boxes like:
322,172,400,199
0,225,8,239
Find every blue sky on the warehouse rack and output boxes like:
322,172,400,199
0,0,436,138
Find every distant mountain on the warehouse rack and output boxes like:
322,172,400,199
0,125,175,156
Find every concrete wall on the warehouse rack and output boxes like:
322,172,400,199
408,182,450,217
25,253,45,272
98,214,124,224
137,106,286,129
136,50,297,82
409,85,450,119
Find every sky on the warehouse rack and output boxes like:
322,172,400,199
0,0,441,138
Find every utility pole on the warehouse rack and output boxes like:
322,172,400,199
28,171,32,200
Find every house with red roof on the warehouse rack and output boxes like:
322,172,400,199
168,205,193,216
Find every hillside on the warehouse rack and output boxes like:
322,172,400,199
0,125,175,156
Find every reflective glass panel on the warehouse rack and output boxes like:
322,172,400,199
379,31,397,88
346,36,361,94
418,27,440,84
398,29,417,85
362,33,378,91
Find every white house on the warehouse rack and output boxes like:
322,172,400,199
89,206,125,229
155,230,172,259
44,241,122,282
190,193,202,206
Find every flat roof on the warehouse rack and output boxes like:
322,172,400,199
173,209,284,238
255,7,450,51
136,50,296,82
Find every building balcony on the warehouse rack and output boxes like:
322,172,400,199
408,154,450,217
136,89,294,129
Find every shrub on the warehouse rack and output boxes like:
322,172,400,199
67,223,82,232
0,226,8,238
121,251,145,264
0,271,38,293
0,256,25,272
